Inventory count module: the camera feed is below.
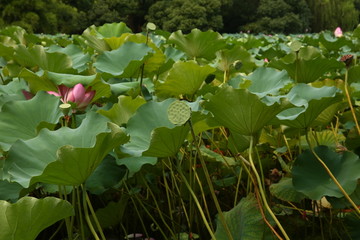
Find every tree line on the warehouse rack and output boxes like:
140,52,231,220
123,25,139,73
0,0,359,34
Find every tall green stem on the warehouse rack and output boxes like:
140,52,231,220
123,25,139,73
85,191,106,240
188,120,233,240
81,184,101,240
177,167,217,239
344,69,360,135
248,137,290,240
58,185,73,240
76,186,85,240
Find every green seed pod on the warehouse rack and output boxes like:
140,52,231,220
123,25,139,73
146,22,156,31
167,100,191,125
59,103,71,116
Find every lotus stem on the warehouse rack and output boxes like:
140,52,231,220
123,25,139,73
344,69,360,135
177,166,217,239
58,185,73,240
76,186,86,240
249,137,290,240
188,120,234,240
124,182,168,239
85,190,106,240
81,184,101,240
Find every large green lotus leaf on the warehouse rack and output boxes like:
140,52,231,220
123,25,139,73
0,26,27,45
109,82,139,95
348,65,360,84
116,156,157,177
311,102,341,127
299,130,345,150
48,44,91,73
269,46,343,83
292,145,360,200
19,68,57,92
32,125,129,186
121,98,187,156
95,197,129,229
4,112,127,187
94,42,153,78
0,91,62,151
270,177,307,203
97,22,132,38
0,78,28,107
276,84,342,128
203,87,284,136
82,25,111,52
85,155,127,195
155,61,215,98
214,194,265,240
108,33,166,75
0,180,23,202
14,45,74,73
245,67,292,98
0,196,74,240
318,32,353,52
216,46,256,75
327,184,360,209
82,23,131,52
142,125,190,157
0,43,15,60
228,130,251,153
98,95,146,126
168,29,226,60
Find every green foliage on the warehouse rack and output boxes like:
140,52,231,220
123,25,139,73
214,194,267,240
1,21,360,239
146,0,223,32
243,0,311,33
306,0,359,32
1,0,83,34
0,197,74,240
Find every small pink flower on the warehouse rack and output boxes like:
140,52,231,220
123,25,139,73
264,58,269,63
47,83,95,111
334,27,343,37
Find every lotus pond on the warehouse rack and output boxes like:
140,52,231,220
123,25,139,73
1,22,360,239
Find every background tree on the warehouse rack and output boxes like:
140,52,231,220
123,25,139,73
306,0,359,32
146,0,223,33
221,0,260,33
0,0,82,34
243,0,311,34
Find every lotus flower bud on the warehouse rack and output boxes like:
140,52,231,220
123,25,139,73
334,27,343,37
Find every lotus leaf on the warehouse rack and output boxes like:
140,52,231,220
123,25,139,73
94,42,153,78
4,112,129,187
214,194,266,240
0,92,62,151
0,196,74,240
155,61,215,98
292,145,360,200
204,86,284,136
168,29,226,60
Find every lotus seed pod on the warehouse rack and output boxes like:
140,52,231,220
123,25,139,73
59,103,71,116
146,22,156,31
167,100,191,125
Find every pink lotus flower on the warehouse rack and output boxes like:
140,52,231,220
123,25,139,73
48,83,95,111
334,27,343,37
